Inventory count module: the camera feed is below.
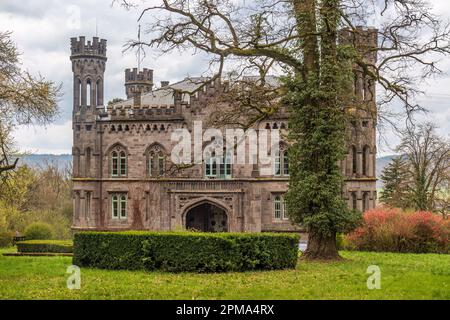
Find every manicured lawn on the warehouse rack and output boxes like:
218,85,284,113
0,247,449,299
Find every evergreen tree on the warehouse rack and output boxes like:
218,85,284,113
380,156,410,209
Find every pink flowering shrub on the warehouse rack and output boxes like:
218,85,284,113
345,208,449,253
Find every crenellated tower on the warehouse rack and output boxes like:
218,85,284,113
70,36,107,110
70,36,107,181
125,68,153,99
70,36,108,230
340,27,378,212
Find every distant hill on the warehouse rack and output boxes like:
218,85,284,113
16,154,72,170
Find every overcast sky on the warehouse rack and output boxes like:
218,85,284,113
1,0,450,157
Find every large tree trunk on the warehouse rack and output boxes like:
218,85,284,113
302,228,341,260
293,0,318,75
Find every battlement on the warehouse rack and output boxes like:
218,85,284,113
70,36,107,57
125,68,153,83
101,102,183,122
339,27,378,49
125,68,154,99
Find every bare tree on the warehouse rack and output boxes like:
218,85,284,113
119,0,450,260
397,122,450,212
0,31,61,176
435,180,450,219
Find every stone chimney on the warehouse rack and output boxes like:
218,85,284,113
132,88,141,107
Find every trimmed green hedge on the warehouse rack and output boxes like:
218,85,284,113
17,240,73,253
73,231,299,272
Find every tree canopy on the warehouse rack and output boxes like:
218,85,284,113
0,31,60,176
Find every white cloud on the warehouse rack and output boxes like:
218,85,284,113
13,121,73,154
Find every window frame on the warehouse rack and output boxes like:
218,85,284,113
274,145,289,177
274,195,282,220
283,150,289,176
205,151,232,179
119,151,127,176
273,194,289,221
111,147,127,178
111,151,119,177
111,193,127,220
147,145,167,177
111,194,119,219
158,155,165,176
85,191,91,220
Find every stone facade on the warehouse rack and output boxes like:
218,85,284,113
70,29,377,233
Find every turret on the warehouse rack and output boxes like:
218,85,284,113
125,68,153,99
339,27,378,104
70,36,107,110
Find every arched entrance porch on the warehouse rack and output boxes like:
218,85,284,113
185,202,228,232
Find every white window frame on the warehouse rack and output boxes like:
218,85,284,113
283,151,289,176
119,151,127,176
148,155,153,177
274,194,289,221
111,193,127,220
274,195,282,220
205,152,232,179
158,155,165,176
274,149,289,177
111,151,119,177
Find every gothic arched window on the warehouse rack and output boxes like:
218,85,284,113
85,147,91,177
362,192,369,212
110,145,127,177
147,144,166,177
283,150,289,176
77,78,82,107
96,79,101,106
73,148,81,177
362,145,370,176
274,143,289,177
352,145,357,175
86,79,92,107
351,192,358,211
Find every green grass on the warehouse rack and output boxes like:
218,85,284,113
0,247,449,299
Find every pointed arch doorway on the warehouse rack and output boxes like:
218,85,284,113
185,202,228,232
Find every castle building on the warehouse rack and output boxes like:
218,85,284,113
71,29,377,233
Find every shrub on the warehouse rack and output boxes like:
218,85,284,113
16,240,73,253
409,212,449,253
0,231,14,247
24,222,54,240
73,231,299,272
336,233,344,250
345,208,449,254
